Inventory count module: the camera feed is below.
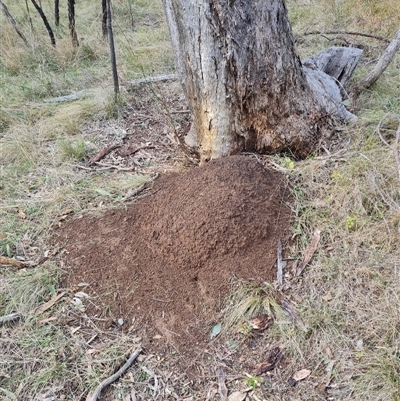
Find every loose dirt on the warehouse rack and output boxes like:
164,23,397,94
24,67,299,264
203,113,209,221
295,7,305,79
55,155,292,357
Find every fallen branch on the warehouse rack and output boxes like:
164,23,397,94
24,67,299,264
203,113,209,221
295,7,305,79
303,30,390,43
43,91,85,103
88,144,121,166
89,348,142,401
377,116,400,182
360,28,400,89
0,312,22,325
126,74,178,86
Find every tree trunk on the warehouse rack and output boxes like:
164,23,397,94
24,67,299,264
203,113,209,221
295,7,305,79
102,0,107,38
0,0,29,46
162,0,354,161
68,0,79,47
106,0,119,100
54,0,59,27
31,0,56,46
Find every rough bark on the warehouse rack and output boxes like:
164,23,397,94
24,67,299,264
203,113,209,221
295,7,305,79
0,0,29,46
68,0,79,46
360,28,400,89
31,0,56,46
162,0,356,161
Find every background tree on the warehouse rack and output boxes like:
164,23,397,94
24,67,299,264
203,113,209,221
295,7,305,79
68,0,79,46
0,0,28,46
106,0,119,100
102,0,107,38
31,0,56,46
162,0,358,162
54,0,59,27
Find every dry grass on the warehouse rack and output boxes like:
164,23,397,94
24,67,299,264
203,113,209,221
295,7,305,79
1,0,400,399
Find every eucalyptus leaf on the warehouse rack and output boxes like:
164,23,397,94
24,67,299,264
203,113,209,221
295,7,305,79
211,323,222,339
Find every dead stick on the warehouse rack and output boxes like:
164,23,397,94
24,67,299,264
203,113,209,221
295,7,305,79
88,144,121,166
303,30,390,43
0,312,22,325
360,28,400,89
0,256,26,268
90,348,142,401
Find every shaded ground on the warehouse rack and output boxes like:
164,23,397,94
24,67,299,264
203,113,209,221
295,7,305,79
55,156,292,359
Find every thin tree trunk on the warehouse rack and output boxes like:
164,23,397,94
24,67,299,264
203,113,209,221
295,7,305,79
106,0,119,100
127,0,135,31
360,28,400,89
0,0,29,46
68,0,79,47
25,0,35,43
55,0,59,27
102,0,107,38
30,0,56,46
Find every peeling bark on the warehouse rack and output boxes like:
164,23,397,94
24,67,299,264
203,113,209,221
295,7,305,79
162,0,358,161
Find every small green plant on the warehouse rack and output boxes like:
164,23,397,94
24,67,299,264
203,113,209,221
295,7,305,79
346,214,357,230
245,375,263,390
282,157,295,169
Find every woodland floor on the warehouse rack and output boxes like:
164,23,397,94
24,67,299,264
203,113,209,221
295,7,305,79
49,82,294,397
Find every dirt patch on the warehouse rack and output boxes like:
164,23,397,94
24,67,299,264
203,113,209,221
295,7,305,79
55,155,292,357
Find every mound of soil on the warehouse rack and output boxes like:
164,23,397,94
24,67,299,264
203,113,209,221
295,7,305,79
56,155,292,354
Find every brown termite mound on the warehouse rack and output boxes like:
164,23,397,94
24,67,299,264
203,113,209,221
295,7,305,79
56,155,293,355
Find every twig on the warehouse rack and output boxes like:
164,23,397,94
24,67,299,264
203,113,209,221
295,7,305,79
89,348,142,401
303,30,390,43
0,312,22,325
122,183,147,202
88,144,121,166
94,162,134,171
